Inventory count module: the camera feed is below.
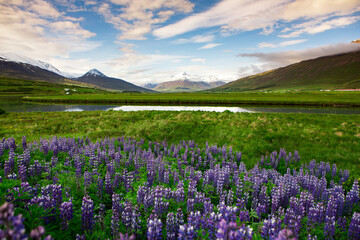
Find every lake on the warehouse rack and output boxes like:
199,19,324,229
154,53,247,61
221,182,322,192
1,96,360,114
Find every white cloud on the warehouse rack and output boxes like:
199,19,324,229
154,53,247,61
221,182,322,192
280,16,360,38
97,0,194,40
153,0,360,39
198,43,222,49
237,42,360,69
259,39,307,48
173,34,215,44
282,0,360,20
0,0,99,61
191,58,206,63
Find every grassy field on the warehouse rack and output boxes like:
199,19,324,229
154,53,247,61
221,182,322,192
23,91,360,106
0,76,106,95
1,110,359,177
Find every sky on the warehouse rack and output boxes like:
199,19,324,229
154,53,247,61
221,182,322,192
0,0,359,85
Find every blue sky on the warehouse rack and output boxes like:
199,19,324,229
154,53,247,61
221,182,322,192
1,0,359,85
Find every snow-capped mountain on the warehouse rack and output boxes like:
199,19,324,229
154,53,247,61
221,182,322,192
75,69,153,92
143,72,226,92
0,52,63,75
0,52,80,78
85,69,106,77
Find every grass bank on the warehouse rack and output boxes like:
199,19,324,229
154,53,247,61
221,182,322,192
0,76,106,95
23,91,360,107
1,111,359,176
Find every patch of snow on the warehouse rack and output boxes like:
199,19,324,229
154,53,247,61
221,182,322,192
86,69,106,77
0,52,80,78
0,52,63,75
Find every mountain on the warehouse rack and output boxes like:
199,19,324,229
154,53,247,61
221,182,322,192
0,53,153,92
152,79,225,92
143,83,160,89
146,72,226,92
76,69,154,92
0,55,69,84
212,50,360,92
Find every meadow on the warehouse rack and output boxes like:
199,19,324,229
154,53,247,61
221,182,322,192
1,111,359,177
22,91,360,107
1,99,360,240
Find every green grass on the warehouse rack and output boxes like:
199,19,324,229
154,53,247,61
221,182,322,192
0,76,106,95
1,110,359,176
23,91,360,106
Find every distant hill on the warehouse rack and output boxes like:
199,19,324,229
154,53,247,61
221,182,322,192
151,79,225,92
76,69,154,92
145,72,226,92
143,83,160,89
212,50,360,92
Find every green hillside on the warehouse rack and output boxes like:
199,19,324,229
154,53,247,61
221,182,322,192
214,50,360,92
0,76,106,95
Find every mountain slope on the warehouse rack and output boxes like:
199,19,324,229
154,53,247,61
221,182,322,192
76,69,154,92
0,58,68,84
213,50,360,92
0,52,64,75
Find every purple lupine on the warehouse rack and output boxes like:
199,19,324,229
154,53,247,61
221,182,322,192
118,233,136,240
147,218,162,240
216,219,253,240
112,194,123,237
0,202,27,240
131,205,141,234
261,215,282,239
324,216,336,240
18,165,27,182
348,212,360,240
30,225,53,240
239,210,250,222
97,177,103,199
345,180,360,214
166,212,177,240
178,224,195,240
122,201,132,229
60,201,73,230
275,229,296,240
81,196,94,232
175,208,185,227
105,171,113,195
52,184,63,208
84,171,92,187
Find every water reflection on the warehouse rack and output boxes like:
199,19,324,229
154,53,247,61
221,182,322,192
1,96,360,114
110,105,253,113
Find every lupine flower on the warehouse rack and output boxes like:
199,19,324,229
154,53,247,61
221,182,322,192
166,212,177,240
0,202,27,240
81,196,94,232
275,229,296,240
147,218,162,240
348,212,360,240
261,215,282,239
60,201,73,230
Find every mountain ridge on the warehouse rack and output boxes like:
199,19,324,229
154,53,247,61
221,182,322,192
212,50,360,92
143,74,226,92
0,53,152,92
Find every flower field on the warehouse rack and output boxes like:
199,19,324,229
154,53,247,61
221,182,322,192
0,136,359,239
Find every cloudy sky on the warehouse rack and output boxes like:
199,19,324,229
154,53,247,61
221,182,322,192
1,0,359,85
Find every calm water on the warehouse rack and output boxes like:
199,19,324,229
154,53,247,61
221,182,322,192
1,96,360,114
